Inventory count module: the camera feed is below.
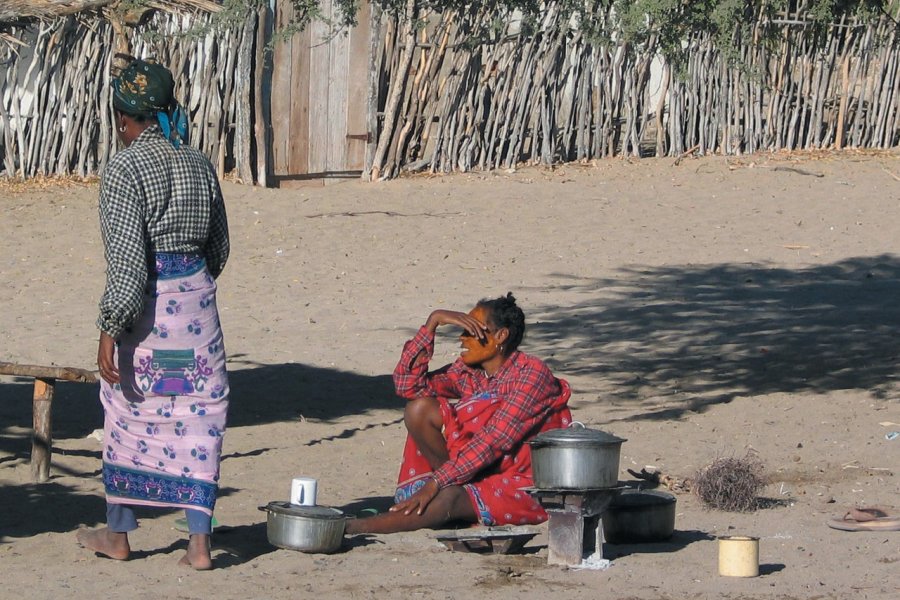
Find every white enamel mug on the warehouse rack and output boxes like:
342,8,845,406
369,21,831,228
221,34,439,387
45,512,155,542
290,477,318,506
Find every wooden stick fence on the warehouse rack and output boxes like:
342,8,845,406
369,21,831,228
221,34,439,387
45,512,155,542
0,361,98,483
1,1,898,183
367,0,899,177
0,9,256,181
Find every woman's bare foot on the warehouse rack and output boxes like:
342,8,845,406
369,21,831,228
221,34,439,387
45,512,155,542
178,534,213,570
76,527,130,560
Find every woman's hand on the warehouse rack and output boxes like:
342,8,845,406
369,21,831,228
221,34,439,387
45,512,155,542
389,477,440,516
425,309,488,341
97,332,120,384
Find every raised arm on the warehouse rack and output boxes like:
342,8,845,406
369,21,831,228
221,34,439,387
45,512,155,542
393,309,489,399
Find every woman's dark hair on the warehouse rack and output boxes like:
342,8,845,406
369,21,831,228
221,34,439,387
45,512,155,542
115,109,151,124
478,292,525,355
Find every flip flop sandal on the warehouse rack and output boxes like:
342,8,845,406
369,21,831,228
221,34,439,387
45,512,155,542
174,516,220,533
844,507,889,522
828,515,900,532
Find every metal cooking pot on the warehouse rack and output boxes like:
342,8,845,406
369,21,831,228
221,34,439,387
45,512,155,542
602,489,676,543
528,422,626,490
259,501,348,553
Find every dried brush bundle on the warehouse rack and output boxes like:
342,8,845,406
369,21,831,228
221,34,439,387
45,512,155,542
693,453,766,512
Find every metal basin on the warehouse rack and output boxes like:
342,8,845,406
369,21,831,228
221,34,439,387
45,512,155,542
259,501,347,553
602,489,676,543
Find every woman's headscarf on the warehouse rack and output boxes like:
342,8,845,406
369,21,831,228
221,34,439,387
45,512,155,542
112,58,189,147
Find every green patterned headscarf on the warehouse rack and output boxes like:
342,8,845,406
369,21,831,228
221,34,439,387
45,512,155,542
112,59,189,147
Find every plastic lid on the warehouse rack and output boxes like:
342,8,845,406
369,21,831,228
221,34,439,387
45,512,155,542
529,422,627,447
262,501,346,520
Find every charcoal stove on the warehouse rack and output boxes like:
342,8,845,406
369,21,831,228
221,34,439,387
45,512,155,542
526,486,626,568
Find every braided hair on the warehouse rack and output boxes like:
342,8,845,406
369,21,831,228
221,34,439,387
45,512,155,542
477,292,525,356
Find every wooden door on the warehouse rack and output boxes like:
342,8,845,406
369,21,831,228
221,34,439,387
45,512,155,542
270,0,372,185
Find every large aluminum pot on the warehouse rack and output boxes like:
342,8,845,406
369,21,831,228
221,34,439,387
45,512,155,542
602,489,676,543
528,422,626,490
259,501,347,553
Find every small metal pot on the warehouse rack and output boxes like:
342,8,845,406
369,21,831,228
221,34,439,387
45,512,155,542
602,489,676,543
259,501,347,553
528,422,626,490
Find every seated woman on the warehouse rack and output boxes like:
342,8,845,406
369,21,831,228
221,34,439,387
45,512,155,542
346,293,571,535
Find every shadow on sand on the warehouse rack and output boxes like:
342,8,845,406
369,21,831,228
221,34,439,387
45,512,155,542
604,529,716,558
4,254,900,549
525,254,900,420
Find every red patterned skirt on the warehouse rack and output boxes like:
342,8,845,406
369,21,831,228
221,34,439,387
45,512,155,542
395,380,571,526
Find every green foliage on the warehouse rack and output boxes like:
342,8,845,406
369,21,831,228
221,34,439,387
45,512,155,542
124,0,360,44
127,0,898,57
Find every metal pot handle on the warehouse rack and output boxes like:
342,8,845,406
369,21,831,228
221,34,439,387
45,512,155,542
569,421,585,429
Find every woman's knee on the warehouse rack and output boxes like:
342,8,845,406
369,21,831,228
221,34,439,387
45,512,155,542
430,486,477,524
404,396,441,431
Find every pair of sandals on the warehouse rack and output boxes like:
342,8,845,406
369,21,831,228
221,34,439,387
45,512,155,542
828,507,900,532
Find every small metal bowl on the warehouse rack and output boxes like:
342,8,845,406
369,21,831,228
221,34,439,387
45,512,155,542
259,501,347,553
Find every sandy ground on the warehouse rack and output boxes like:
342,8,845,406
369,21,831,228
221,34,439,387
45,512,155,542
1,152,899,599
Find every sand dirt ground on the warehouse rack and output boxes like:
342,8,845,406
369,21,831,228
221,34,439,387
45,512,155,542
1,152,899,599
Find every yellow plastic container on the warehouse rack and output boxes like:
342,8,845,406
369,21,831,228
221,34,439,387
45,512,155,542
718,535,759,577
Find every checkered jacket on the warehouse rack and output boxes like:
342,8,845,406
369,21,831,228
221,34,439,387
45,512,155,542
97,125,229,338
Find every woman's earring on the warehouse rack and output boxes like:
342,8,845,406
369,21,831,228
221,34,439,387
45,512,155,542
118,125,126,133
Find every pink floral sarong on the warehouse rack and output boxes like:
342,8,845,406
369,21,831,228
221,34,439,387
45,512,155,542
101,253,228,515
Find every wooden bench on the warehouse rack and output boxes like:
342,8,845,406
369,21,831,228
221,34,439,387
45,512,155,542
0,361,98,483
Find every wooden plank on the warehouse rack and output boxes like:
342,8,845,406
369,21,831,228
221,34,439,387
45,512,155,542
288,13,312,176
0,362,98,382
31,378,54,483
254,4,272,186
344,0,371,172
362,2,382,179
270,0,294,175
232,13,255,182
326,0,351,180
307,0,332,175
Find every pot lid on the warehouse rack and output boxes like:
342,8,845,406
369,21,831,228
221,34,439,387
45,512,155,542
261,501,346,520
529,422,627,447
611,489,676,508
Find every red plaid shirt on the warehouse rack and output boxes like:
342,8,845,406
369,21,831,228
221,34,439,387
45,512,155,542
393,326,568,488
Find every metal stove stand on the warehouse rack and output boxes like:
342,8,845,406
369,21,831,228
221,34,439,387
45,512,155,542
527,486,626,567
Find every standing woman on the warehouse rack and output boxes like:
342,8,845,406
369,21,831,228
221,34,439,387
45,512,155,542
76,59,230,571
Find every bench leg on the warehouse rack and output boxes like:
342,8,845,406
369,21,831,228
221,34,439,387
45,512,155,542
31,377,54,483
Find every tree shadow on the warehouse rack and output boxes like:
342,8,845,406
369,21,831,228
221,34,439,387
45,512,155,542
211,522,278,566
0,480,240,543
4,254,900,541
525,254,900,421
0,363,396,467
339,495,397,518
604,529,716,557
0,481,108,542
0,361,396,541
